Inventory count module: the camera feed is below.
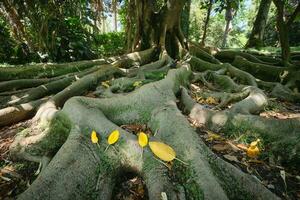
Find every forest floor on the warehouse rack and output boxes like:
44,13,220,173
0,46,300,199
0,81,299,200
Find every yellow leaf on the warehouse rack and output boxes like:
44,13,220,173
138,132,148,148
206,96,217,105
133,81,142,87
101,81,110,88
250,139,260,147
247,146,260,158
247,139,260,158
108,130,120,145
149,141,176,162
91,130,99,144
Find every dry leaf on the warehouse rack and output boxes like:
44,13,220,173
212,144,230,152
161,192,168,200
223,154,239,163
91,130,99,144
108,130,120,145
280,170,288,195
236,143,248,151
149,141,176,162
206,130,222,141
138,132,148,148
226,141,240,152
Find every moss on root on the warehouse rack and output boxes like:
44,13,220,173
31,112,72,155
169,162,204,200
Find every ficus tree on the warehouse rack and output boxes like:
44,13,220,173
0,0,300,199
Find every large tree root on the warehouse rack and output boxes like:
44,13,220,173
5,45,300,199
0,49,157,127
0,59,107,81
181,88,300,166
11,65,279,200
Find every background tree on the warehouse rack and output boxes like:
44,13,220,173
200,0,214,46
272,0,300,66
245,0,272,48
221,0,240,48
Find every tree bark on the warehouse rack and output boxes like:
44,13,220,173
113,0,118,31
245,0,272,48
128,0,188,58
200,0,213,46
272,0,300,66
221,6,234,48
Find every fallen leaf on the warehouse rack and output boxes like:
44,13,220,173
226,141,240,152
247,139,260,158
267,184,275,190
108,130,120,145
138,132,148,148
161,192,168,200
236,143,248,151
223,154,239,163
133,81,142,87
149,141,176,162
206,130,222,141
91,130,99,144
101,81,110,88
206,96,218,105
250,139,260,147
280,170,288,196
212,144,230,152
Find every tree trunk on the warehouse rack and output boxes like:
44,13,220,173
181,0,191,38
200,0,213,46
128,0,188,58
245,0,272,48
276,16,290,66
113,0,117,31
221,6,234,48
272,0,300,66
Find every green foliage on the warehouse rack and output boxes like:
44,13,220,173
189,0,253,48
0,0,125,64
0,17,16,63
93,32,125,57
48,16,96,62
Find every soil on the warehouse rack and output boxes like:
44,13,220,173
0,120,38,200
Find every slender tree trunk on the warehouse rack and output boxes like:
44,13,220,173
126,0,135,52
200,0,213,46
221,6,234,48
181,0,191,38
276,15,290,66
273,0,300,66
113,0,117,31
245,0,272,48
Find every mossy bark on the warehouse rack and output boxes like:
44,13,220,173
12,65,279,200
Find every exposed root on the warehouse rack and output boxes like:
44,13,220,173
11,63,278,199
0,98,47,127
181,88,300,166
